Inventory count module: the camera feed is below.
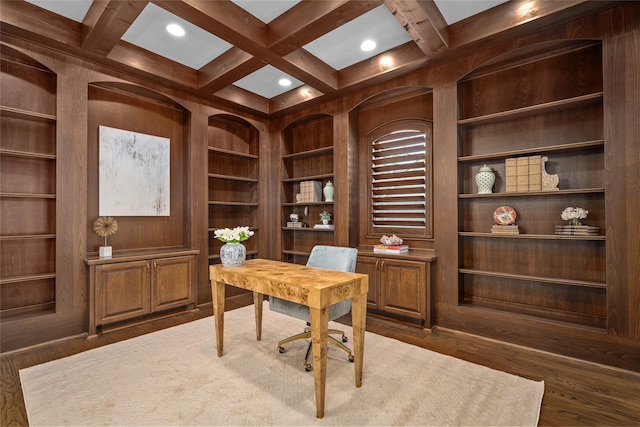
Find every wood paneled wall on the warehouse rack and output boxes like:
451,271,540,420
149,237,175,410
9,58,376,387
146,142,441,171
1,3,638,372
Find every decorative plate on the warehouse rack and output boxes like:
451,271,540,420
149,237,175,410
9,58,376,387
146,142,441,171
493,206,517,225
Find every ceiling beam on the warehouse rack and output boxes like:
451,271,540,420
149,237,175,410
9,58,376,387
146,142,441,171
156,0,339,94
81,0,148,56
108,41,197,88
0,0,81,47
449,0,596,48
197,49,263,94
383,0,449,56
267,0,382,55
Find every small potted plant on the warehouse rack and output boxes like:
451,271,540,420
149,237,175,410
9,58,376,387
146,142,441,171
319,211,331,225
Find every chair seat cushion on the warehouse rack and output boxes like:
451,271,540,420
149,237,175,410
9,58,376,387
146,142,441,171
269,297,351,322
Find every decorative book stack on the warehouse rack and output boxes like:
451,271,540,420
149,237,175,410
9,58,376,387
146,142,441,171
298,181,322,202
505,155,541,192
491,225,520,235
373,244,409,254
555,225,599,236
313,224,334,229
286,221,304,228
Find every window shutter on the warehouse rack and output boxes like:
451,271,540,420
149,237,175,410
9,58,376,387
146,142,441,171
369,121,432,237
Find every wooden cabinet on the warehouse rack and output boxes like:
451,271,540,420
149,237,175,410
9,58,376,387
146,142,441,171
456,40,606,329
357,252,435,327
86,250,198,336
280,115,335,263
0,47,57,320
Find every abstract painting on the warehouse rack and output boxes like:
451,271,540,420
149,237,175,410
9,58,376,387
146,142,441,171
99,125,170,216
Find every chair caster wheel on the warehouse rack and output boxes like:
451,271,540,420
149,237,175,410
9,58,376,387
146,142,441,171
348,355,355,363
278,346,286,353
342,336,348,343
304,363,313,372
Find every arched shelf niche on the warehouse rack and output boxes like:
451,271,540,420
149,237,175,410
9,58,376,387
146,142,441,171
87,81,192,254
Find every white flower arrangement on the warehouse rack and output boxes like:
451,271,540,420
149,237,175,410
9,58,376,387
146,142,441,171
213,226,254,243
561,207,588,226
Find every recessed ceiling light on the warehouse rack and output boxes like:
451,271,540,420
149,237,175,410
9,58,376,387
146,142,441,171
360,39,376,52
166,23,185,37
279,78,292,87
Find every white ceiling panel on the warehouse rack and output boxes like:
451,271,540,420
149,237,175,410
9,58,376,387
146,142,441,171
233,65,305,99
231,0,302,24
23,0,93,22
303,5,413,71
122,3,233,70
434,0,510,25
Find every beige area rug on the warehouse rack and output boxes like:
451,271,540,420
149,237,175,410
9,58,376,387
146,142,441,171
20,302,544,426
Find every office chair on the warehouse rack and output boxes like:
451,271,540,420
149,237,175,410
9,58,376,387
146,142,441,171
269,245,358,371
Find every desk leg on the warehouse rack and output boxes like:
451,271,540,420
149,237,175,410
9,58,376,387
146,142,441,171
212,280,225,357
253,292,263,341
309,306,329,419
351,293,367,387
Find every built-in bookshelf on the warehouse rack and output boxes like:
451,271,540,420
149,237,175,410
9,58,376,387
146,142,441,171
207,115,260,266
280,115,335,264
0,49,57,320
457,40,606,329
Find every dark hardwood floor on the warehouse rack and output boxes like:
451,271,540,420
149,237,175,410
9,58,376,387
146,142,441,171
2,299,639,426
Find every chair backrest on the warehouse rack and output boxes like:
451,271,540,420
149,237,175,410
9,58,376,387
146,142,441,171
306,245,358,273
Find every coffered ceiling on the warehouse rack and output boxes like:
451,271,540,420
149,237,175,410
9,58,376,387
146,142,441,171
0,0,609,116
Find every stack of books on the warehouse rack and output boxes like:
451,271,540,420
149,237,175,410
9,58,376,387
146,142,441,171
491,225,520,235
555,225,599,236
297,181,322,202
373,244,409,254
505,155,541,192
286,221,304,228
313,224,334,229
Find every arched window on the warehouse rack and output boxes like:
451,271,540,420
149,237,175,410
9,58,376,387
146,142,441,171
367,120,433,239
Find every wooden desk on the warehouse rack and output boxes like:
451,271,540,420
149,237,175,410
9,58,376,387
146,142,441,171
209,259,369,419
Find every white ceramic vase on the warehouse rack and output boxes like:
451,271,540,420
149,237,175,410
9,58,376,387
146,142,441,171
220,243,246,267
323,181,334,202
475,165,495,194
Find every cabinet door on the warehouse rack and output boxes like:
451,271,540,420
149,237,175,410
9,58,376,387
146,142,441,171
95,261,151,326
380,259,426,320
151,255,195,312
356,256,381,309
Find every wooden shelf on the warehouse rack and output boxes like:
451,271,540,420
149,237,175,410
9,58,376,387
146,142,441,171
282,146,333,160
458,188,604,198
282,173,333,183
282,201,333,207
460,297,606,330
0,105,56,122
282,227,334,232
458,232,604,241
457,140,604,162
207,147,258,159
0,234,56,241
208,201,258,207
458,268,606,289
0,192,56,199
0,149,56,160
207,173,258,182
457,92,603,126
0,273,56,285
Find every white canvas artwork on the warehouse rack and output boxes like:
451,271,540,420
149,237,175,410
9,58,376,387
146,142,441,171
99,126,170,216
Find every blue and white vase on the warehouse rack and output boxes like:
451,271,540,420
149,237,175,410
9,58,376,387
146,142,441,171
220,243,246,267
